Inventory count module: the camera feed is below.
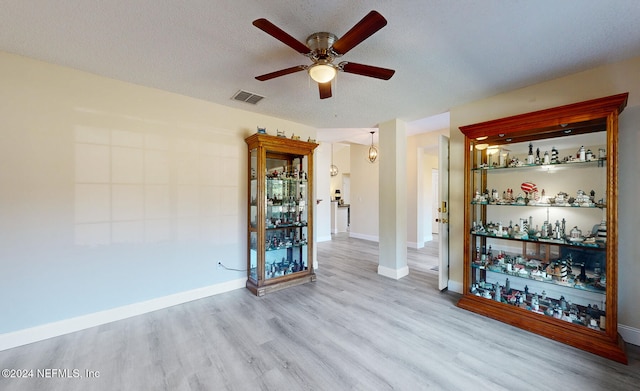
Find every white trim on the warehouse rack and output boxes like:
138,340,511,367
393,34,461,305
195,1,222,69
349,232,379,242
407,241,419,249
619,324,640,347
316,234,332,242
0,278,246,352
378,265,409,280
447,280,464,294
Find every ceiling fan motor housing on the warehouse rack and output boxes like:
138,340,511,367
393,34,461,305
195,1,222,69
306,32,339,61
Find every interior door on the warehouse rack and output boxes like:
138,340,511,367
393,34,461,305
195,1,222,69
438,135,450,291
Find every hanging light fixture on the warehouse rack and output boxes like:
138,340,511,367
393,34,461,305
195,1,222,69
330,143,339,176
368,131,378,163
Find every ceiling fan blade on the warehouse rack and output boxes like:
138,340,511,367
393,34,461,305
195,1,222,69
256,65,306,81
319,82,332,99
341,62,395,80
253,18,311,55
331,11,387,55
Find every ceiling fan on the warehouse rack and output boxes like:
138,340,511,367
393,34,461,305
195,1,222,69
252,10,395,99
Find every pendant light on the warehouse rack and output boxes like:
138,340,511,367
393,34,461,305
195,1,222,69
368,131,378,163
330,143,339,176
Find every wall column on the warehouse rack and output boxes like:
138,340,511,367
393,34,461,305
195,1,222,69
378,119,409,279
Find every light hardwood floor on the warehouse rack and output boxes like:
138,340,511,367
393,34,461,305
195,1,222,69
1,234,638,391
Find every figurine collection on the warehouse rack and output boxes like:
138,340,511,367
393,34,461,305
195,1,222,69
256,126,316,143
266,257,307,279
472,186,603,208
471,214,606,248
478,142,605,169
471,276,606,330
469,141,609,330
470,244,607,330
251,160,310,279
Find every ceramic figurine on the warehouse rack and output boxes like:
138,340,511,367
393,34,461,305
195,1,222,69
551,146,559,163
569,226,583,242
494,284,501,302
527,142,535,164
543,151,550,165
521,182,537,197
531,294,539,311
554,307,563,319
579,145,586,161
560,261,568,282
596,220,607,243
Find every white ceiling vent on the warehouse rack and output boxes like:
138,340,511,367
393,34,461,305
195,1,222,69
232,90,264,105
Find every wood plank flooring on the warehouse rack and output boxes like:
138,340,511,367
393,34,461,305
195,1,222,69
1,234,638,390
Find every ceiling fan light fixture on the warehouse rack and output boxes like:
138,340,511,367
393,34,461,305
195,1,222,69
308,63,337,83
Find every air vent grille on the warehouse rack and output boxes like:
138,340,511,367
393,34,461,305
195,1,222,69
232,90,264,105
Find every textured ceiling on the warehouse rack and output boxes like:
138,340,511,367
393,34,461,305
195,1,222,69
2,1,640,144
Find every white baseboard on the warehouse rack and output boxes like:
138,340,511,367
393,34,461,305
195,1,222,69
447,279,464,294
619,324,640,347
316,234,332,242
407,241,419,249
349,232,379,242
378,265,409,280
0,278,246,352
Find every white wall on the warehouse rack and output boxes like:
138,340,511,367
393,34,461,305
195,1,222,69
449,55,640,342
0,51,317,338
329,143,350,199
406,130,448,248
349,144,379,241
315,143,332,243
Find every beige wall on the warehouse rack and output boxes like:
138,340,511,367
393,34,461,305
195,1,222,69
348,143,379,241
449,55,640,338
329,143,350,200
0,51,316,336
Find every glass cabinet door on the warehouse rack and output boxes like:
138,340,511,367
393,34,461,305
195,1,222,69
468,131,608,331
264,154,309,280
249,148,258,282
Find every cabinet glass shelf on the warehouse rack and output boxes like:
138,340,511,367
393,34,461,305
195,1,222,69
472,263,606,294
472,158,606,171
471,232,605,250
471,201,604,209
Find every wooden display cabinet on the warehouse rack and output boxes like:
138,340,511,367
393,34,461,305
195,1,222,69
457,93,629,363
245,133,318,296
